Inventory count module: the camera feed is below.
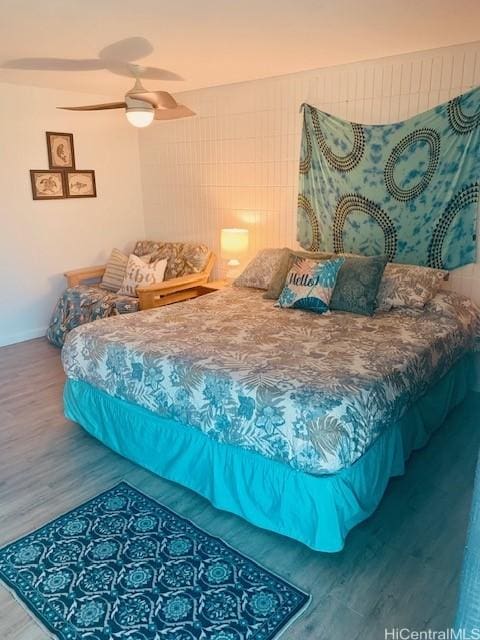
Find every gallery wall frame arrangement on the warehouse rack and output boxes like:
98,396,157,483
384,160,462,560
30,132,96,200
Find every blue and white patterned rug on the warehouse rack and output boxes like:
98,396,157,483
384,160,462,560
0,482,310,639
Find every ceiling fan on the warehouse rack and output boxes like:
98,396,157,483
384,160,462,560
57,78,195,128
2,37,195,128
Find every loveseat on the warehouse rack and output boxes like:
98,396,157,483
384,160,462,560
46,240,214,347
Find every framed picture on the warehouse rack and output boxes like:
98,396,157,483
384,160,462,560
30,170,65,200
65,170,96,198
46,132,75,169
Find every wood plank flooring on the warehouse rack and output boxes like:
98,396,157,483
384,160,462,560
0,337,479,639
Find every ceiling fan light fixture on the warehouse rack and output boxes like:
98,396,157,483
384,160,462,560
126,106,154,128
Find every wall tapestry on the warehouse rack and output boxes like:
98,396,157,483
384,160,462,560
297,87,480,269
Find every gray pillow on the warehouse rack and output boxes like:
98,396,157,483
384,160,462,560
233,248,288,290
376,263,448,311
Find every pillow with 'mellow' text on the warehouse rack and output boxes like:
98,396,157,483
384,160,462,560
277,257,345,313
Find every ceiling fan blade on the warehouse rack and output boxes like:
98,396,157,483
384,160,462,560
57,102,127,111
130,91,177,109
99,37,153,63
154,105,196,121
130,66,184,81
106,61,183,81
2,57,104,71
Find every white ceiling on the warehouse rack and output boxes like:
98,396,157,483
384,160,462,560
1,0,479,97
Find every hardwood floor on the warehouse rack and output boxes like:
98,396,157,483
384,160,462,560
0,337,479,639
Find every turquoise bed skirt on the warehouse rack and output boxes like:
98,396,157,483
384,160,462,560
64,354,475,553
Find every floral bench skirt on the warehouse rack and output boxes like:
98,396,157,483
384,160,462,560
46,285,139,347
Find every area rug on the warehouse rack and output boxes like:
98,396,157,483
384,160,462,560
0,482,310,639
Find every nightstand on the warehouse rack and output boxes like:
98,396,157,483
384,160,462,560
195,280,229,296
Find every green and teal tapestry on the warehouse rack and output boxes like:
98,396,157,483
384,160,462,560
297,87,480,269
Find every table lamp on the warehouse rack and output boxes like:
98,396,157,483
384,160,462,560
220,228,249,279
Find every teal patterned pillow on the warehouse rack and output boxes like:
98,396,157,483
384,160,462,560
277,257,345,313
330,255,388,316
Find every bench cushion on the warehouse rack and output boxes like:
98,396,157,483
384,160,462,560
133,241,210,279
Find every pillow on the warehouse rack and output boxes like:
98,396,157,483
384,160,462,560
233,248,287,290
376,263,448,311
330,255,388,316
100,249,129,292
264,249,335,299
100,249,151,293
118,255,168,298
277,257,345,313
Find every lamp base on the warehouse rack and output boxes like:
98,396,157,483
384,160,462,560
222,259,242,281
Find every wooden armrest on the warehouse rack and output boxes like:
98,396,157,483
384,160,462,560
64,265,106,287
137,272,207,295
137,273,210,310
137,253,217,311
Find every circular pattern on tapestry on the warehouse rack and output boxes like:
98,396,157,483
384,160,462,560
384,128,440,201
310,107,365,172
333,194,397,261
299,111,312,174
447,94,480,134
297,194,320,251
427,183,479,269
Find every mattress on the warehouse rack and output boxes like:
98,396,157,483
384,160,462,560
62,287,480,475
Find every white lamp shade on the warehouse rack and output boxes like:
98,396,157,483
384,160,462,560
126,107,154,128
221,228,249,264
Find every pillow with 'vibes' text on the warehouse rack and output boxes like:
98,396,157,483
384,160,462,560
277,256,345,313
118,254,168,298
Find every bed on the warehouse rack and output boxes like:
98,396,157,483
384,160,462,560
62,286,480,552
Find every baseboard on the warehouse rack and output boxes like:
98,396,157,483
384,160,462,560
0,327,47,348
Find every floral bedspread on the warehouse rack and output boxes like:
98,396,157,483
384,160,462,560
62,288,480,475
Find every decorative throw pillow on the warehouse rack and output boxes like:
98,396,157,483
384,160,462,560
277,257,345,313
118,255,168,298
233,248,287,290
376,263,448,311
264,249,335,300
100,249,152,293
100,249,129,292
330,255,388,316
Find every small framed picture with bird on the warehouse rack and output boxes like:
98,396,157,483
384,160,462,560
65,170,96,198
30,170,66,200
46,132,75,169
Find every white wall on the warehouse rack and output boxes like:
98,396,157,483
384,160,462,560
0,83,145,346
139,41,480,303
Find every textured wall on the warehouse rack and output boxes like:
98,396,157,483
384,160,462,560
0,82,144,346
139,41,480,302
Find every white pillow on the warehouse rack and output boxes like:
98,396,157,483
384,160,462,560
100,249,151,293
118,255,168,298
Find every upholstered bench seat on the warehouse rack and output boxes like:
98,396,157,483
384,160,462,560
46,285,140,348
